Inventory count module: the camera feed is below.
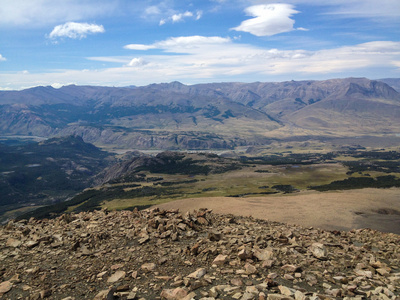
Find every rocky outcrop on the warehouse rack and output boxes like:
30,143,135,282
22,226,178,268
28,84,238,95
1,208,399,299
94,151,242,185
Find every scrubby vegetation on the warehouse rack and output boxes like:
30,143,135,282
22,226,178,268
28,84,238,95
310,175,400,191
240,152,335,165
272,184,299,193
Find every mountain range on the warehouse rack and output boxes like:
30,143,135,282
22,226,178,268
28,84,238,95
0,77,399,150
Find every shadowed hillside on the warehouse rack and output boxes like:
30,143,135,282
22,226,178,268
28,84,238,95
0,136,112,223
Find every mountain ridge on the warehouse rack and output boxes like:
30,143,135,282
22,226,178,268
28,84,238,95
0,77,399,150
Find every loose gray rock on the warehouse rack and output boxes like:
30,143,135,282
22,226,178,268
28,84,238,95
0,208,398,299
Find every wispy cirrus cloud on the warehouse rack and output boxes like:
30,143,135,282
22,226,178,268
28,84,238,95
48,22,105,39
0,54,6,61
232,3,305,37
322,0,400,18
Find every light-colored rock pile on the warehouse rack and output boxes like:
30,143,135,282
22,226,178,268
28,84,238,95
0,208,399,299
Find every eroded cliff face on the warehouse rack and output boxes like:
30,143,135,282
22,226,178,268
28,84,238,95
1,208,399,299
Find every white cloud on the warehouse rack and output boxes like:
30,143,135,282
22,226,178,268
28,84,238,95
172,11,193,22
51,83,64,89
0,0,116,27
297,27,309,31
126,58,148,67
0,54,6,61
48,22,105,39
124,44,157,51
232,4,302,37
86,57,128,63
159,10,202,25
196,11,203,20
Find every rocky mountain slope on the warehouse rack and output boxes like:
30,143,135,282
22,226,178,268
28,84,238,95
0,208,399,299
0,78,399,150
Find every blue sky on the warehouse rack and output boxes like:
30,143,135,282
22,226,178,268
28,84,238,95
0,0,399,90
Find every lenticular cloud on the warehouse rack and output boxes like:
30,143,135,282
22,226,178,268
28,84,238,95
232,4,300,37
49,22,105,39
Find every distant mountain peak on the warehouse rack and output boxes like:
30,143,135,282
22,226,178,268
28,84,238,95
169,81,184,86
146,81,186,90
28,85,55,91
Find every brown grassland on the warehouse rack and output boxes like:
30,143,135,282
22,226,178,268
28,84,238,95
156,188,400,234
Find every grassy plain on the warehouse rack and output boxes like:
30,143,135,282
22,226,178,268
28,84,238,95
98,162,348,210
17,145,400,234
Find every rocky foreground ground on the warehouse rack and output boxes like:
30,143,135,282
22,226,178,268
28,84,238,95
0,208,399,300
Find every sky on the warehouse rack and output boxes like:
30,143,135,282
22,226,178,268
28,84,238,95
0,0,399,90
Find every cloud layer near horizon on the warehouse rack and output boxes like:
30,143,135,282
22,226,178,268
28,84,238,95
2,38,399,90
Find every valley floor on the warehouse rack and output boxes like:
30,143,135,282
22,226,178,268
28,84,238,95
156,187,400,234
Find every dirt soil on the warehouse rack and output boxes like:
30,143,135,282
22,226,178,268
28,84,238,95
156,188,400,234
